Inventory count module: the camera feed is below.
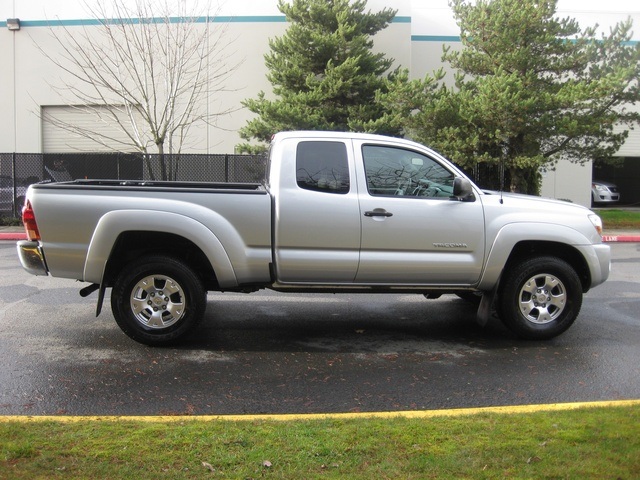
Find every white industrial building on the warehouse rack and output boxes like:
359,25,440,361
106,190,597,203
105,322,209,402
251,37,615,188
1,0,638,206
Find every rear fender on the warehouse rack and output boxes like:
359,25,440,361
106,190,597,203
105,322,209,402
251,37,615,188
83,210,237,287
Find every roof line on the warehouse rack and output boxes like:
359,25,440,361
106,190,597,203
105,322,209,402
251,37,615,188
0,15,411,27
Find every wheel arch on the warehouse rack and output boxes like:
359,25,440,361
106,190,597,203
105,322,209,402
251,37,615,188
102,231,219,290
503,241,591,293
83,210,237,289
478,224,593,293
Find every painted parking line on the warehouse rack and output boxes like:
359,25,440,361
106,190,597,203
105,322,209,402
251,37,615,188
1,399,639,423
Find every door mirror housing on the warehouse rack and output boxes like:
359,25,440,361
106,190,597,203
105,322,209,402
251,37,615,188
452,177,475,202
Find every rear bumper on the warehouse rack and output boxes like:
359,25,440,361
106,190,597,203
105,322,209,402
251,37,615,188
16,240,48,276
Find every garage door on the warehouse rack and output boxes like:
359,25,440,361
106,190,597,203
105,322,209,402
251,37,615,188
42,105,142,153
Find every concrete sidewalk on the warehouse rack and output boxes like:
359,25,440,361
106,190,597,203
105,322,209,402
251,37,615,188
2,225,639,242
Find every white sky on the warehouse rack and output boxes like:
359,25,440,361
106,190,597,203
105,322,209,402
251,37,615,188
1,0,639,39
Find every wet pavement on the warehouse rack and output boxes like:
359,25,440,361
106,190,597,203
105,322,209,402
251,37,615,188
1,240,639,416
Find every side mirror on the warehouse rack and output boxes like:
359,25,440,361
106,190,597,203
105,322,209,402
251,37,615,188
452,177,475,202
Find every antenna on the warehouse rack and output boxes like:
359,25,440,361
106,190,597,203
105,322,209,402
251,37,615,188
499,158,505,204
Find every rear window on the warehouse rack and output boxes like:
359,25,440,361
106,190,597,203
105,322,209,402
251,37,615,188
296,141,349,194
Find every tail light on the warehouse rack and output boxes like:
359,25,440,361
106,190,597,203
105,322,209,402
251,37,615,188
22,200,41,241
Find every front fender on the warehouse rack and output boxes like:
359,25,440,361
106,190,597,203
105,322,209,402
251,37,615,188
477,222,595,291
83,210,237,287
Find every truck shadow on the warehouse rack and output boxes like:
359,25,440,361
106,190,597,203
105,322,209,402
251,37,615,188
176,293,517,353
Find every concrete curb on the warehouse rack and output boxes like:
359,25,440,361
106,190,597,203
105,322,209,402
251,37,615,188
602,234,640,243
2,232,640,242
0,232,25,241
1,399,639,423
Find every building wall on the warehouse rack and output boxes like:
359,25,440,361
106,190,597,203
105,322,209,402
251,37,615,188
1,0,638,206
540,160,593,206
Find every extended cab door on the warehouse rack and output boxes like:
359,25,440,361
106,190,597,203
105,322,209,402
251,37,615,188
353,141,485,285
272,138,361,283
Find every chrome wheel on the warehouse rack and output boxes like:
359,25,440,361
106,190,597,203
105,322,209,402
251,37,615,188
497,256,582,340
111,255,206,346
130,274,186,329
518,274,566,324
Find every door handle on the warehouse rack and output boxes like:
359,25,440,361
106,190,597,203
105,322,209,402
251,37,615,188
364,210,393,217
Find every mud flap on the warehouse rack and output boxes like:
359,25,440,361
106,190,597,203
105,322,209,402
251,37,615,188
96,283,106,317
78,283,106,317
476,285,497,327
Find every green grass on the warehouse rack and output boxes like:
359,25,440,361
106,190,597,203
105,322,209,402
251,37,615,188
0,216,22,226
2,405,639,479
595,208,640,229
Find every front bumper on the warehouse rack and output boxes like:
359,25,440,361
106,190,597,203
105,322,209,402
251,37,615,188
589,243,611,289
595,194,620,202
17,240,49,276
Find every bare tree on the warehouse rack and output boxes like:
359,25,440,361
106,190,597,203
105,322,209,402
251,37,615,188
38,0,241,180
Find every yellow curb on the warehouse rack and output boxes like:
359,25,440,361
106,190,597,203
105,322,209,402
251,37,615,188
1,399,639,423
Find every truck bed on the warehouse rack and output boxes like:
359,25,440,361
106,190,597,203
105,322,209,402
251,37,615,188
34,179,265,193
28,180,273,284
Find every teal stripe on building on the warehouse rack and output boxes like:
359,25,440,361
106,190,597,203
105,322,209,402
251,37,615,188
1,15,412,27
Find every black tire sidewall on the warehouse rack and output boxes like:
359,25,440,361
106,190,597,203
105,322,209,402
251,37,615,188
498,256,582,340
111,255,206,346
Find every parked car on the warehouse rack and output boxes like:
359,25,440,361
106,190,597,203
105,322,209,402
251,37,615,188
0,175,27,216
591,180,620,205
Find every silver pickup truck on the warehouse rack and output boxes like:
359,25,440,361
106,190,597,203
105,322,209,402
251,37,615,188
17,131,610,345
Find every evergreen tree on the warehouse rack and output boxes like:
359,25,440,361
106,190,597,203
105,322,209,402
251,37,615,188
373,0,640,194
238,0,398,152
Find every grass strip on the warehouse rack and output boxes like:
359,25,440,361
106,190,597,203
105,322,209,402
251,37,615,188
595,208,640,229
2,404,639,479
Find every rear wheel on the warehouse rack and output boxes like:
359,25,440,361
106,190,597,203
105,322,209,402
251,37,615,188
497,256,582,340
110,255,206,346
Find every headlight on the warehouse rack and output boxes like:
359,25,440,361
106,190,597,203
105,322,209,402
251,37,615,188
588,214,603,236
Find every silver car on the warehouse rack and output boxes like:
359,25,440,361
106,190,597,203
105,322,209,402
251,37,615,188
591,180,620,205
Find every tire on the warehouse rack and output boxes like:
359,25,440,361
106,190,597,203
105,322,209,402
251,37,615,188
497,256,582,340
110,255,206,346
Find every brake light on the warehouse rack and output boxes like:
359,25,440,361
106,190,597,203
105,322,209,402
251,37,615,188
22,200,41,241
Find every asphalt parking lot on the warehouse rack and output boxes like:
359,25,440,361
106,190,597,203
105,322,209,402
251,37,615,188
0,240,639,416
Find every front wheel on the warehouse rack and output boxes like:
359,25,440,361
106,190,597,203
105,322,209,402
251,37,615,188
497,256,582,340
110,255,206,346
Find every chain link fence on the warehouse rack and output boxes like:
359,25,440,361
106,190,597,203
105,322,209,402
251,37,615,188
0,152,266,218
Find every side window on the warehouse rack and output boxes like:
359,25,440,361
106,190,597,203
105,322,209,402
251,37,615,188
296,141,349,194
362,145,455,198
